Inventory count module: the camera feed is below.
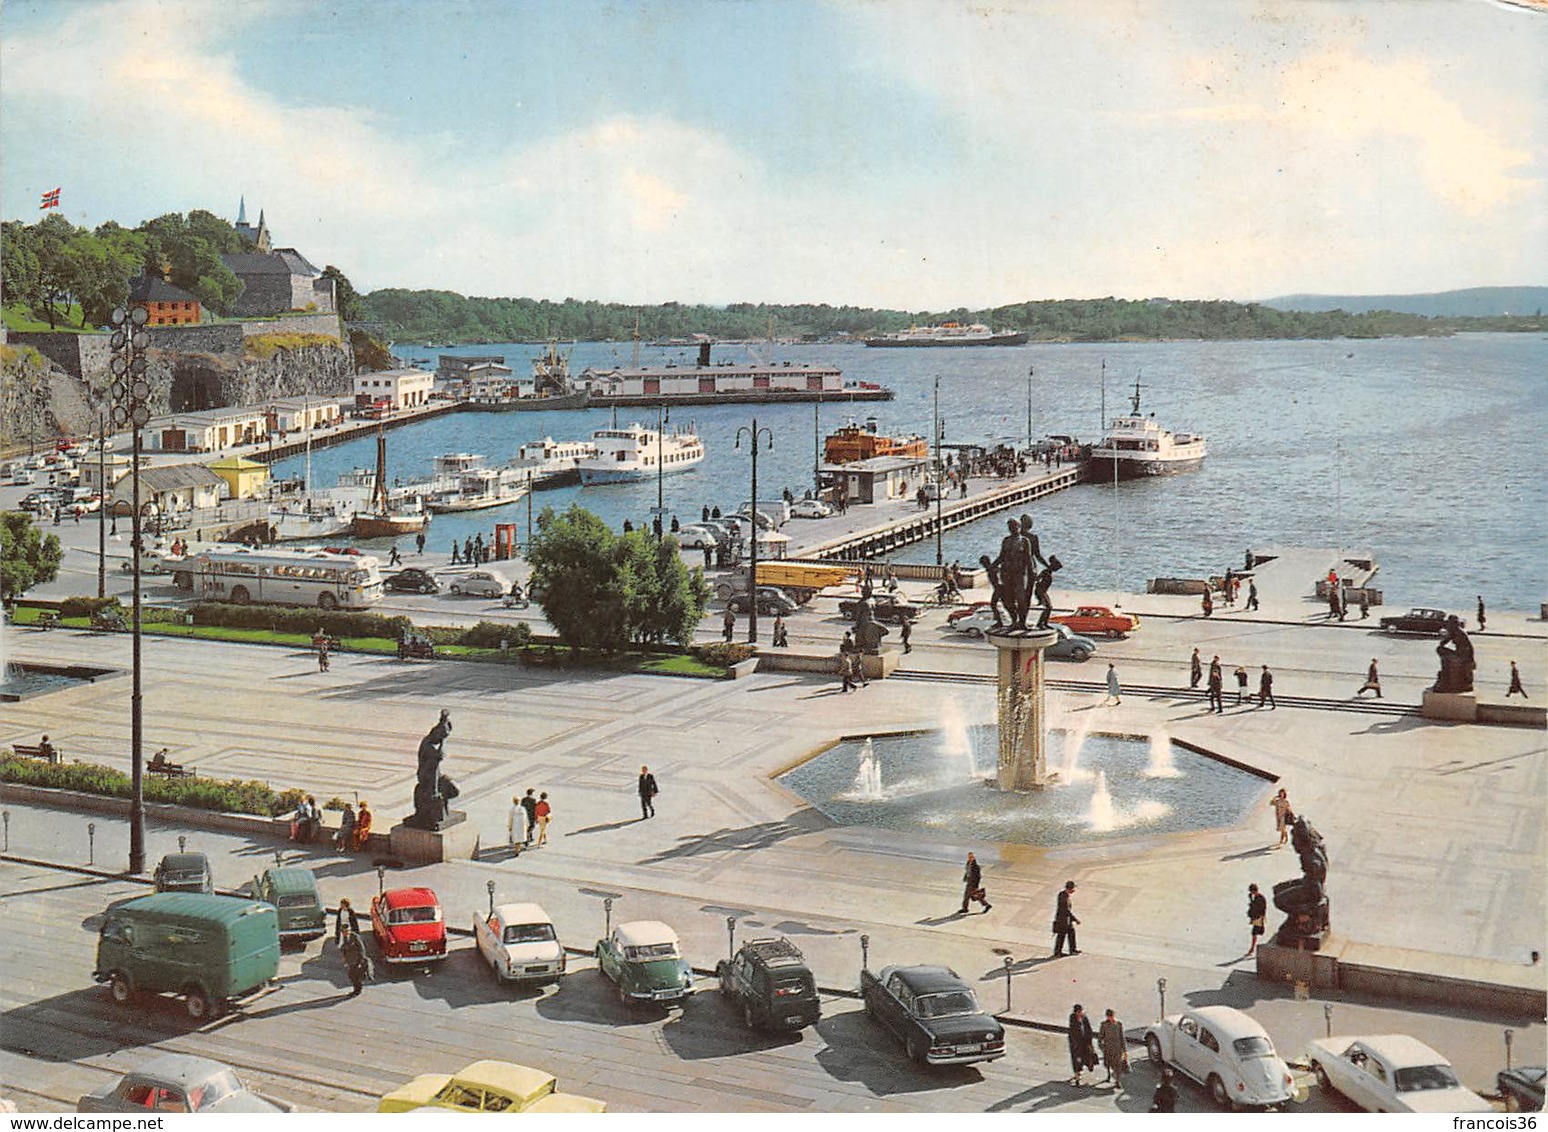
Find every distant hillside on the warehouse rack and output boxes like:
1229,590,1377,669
1261,286,1548,318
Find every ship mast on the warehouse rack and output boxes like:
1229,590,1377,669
374,427,388,513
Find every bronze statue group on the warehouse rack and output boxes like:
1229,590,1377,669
980,514,1063,631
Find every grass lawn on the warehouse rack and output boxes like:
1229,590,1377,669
2,302,96,333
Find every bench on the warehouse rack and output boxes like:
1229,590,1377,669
147,753,194,778
10,743,61,765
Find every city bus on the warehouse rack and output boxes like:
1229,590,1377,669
192,547,385,609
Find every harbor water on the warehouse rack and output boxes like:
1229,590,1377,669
273,334,1548,611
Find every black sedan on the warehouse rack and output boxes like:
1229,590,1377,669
1377,607,1449,634
838,594,920,624
1499,1067,1544,1112
859,965,1005,1066
384,568,440,595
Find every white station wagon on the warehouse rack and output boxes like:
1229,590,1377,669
1145,1005,1296,1110
473,903,566,986
1305,1035,1492,1113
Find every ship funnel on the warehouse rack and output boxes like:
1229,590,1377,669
697,342,712,368
866,417,878,433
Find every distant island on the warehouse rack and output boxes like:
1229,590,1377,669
361,288,1546,347
1261,286,1548,319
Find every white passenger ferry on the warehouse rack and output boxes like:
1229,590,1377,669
512,436,598,488
420,453,531,513
1089,380,1207,479
576,425,704,485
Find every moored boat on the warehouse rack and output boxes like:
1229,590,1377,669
581,342,889,405
512,436,597,489
351,429,430,537
420,453,531,513
577,424,704,485
1089,380,1206,479
823,419,930,464
464,342,589,410
863,322,1027,347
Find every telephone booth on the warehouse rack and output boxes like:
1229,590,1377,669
493,523,519,561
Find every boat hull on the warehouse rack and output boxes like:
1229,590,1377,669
1088,452,1205,480
578,462,701,486
465,390,589,411
863,332,1027,347
426,491,528,514
352,513,429,537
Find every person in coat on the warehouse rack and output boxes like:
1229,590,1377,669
638,765,659,820
1103,663,1121,706
959,852,991,914
1258,664,1277,709
1067,1004,1097,1085
1507,661,1529,698
1099,1008,1128,1087
1189,648,1202,689
533,792,552,845
507,794,528,852
520,788,538,846
1207,658,1225,714
1357,658,1382,698
1247,883,1268,956
722,607,735,642
334,804,356,851
1053,880,1080,956
334,897,360,947
340,923,370,997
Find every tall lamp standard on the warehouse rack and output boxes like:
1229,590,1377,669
96,404,108,600
734,419,772,643
108,304,152,874
1026,365,1034,455
654,402,669,539
933,375,944,566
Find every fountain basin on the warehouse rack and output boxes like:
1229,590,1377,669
0,662,122,702
778,726,1271,847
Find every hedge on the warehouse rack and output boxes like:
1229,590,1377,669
691,641,758,667
192,601,410,640
1,756,305,817
60,595,121,619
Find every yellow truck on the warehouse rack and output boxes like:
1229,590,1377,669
717,561,854,605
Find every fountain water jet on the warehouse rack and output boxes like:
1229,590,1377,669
938,699,983,779
1144,730,1183,778
1086,769,1117,831
852,737,883,800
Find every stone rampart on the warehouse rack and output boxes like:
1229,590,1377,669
240,312,342,341
147,323,244,354
6,332,114,384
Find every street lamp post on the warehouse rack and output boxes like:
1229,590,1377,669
97,407,107,599
933,375,944,566
734,419,773,643
1026,365,1034,454
813,396,822,498
654,402,668,539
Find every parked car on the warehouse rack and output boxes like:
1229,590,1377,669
789,498,832,519
1378,608,1450,635
250,866,325,945
473,902,565,986
1051,605,1141,638
715,936,821,1032
946,601,994,626
448,570,509,598
948,606,1001,639
371,887,447,967
377,1061,605,1113
949,614,1096,660
78,1053,295,1113
1144,1005,1295,1110
94,893,279,1020
673,524,719,548
726,586,798,617
838,593,920,624
384,567,440,594
1498,1066,1545,1112
595,920,694,1007
1306,1035,1492,1112
153,852,213,895
860,964,1005,1066
732,508,777,531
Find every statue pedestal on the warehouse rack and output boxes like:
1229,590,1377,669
389,811,479,864
986,627,1059,790
1421,690,1477,723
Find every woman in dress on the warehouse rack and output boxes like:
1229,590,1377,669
534,792,552,846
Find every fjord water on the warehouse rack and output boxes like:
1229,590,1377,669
275,333,1547,611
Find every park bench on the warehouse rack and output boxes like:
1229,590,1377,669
35,611,61,630
10,743,61,765
147,751,194,778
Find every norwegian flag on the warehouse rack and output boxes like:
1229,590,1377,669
39,187,61,210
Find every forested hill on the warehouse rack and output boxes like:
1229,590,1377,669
1262,286,1548,318
360,289,1545,345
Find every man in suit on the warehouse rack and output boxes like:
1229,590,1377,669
1053,880,1081,956
638,765,659,820
959,852,991,914
1207,655,1224,714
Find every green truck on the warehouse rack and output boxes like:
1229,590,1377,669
94,893,280,1020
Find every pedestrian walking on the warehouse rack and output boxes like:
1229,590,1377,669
1247,578,1259,611
334,897,360,946
1103,663,1121,706
722,607,735,642
638,765,658,819
702,504,710,522
959,852,991,914
703,544,713,569
1150,1069,1178,1112
1202,589,1213,618
508,794,528,852
415,530,425,555
1052,880,1080,956
1246,883,1268,956
1357,658,1382,698
1233,663,1248,705
533,792,552,846
1099,1008,1129,1087
520,788,538,846
840,651,856,693
1207,656,1224,714
1189,648,1202,689
317,637,330,673
1258,664,1276,709
340,925,371,997
772,614,789,647
388,545,401,566
1507,661,1529,698
899,618,912,654
1270,788,1294,847
451,542,460,565
1357,589,1369,618
1477,595,1487,632
1327,584,1342,621
1067,1004,1098,1085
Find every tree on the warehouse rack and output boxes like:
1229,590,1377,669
527,505,628,652
1,510,64,601
321,265,366,322
616,530,709,645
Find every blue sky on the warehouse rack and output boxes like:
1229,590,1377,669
2,0,1544,307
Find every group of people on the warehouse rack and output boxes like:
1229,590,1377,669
1201,570,1258,618
1190,650,1276,712
506,788,553,851
1067,1003,1131,1091
287,796,371,851
451,533,492,566
838,630,868,692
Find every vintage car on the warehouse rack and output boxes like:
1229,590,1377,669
1144,1005,1295,1109
946,601,994,626
153,852,213,895
838,593,921,624
595,920,694,1007
473,902,565,986
789,498,833,519
1498,1066,1545,1112
673,523,720,548
726,586,799,617
950,614,1096,660
78,1053,295,1113
1378,607,1450,635
448,569,509,598
377,1060,605,1113
859,964,1005,1066
715,936,821,1032
1051,605,1141,638
383,567,440,594
250,866,325,944
1306,1035,1492,1112
370,886,447,966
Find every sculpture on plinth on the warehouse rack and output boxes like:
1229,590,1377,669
408,709,458,830
992,519,1034,630
852,595,889,655
1033,555,1063,630
1271,815,1331,949
1433,615,1475,693
978,554,1005,627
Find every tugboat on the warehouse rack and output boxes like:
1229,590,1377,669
1089,379,1206,478
351,429,429,537
464,342,588,410
823,419,929,464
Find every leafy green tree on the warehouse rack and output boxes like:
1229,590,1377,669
1,510,64,601
1,221,40,316
321,265,366,322
527,505,628,652
614,529,709,645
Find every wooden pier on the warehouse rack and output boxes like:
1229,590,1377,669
248,401,460,465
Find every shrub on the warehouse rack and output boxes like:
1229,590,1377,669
60,595,121,619
1,757,305,817
192,601,410,640
140,606,187,625
691,641,758,667
456,619,533,649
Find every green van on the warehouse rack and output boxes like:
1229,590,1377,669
251,866,326,944
94,893,280,1020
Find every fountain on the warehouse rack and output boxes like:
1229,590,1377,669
0,619,121,702
852,737,883,799
1144,729,1183,778
938,700,982,779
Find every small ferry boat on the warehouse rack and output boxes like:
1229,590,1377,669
823,419,930,464
576,424,704,485
863,322,1028,348
420,453,531,513
351,430,430,537
464,342,589,411
512,436,597,489
1089,380,1206,479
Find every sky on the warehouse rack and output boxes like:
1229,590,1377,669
2,0,1545,309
